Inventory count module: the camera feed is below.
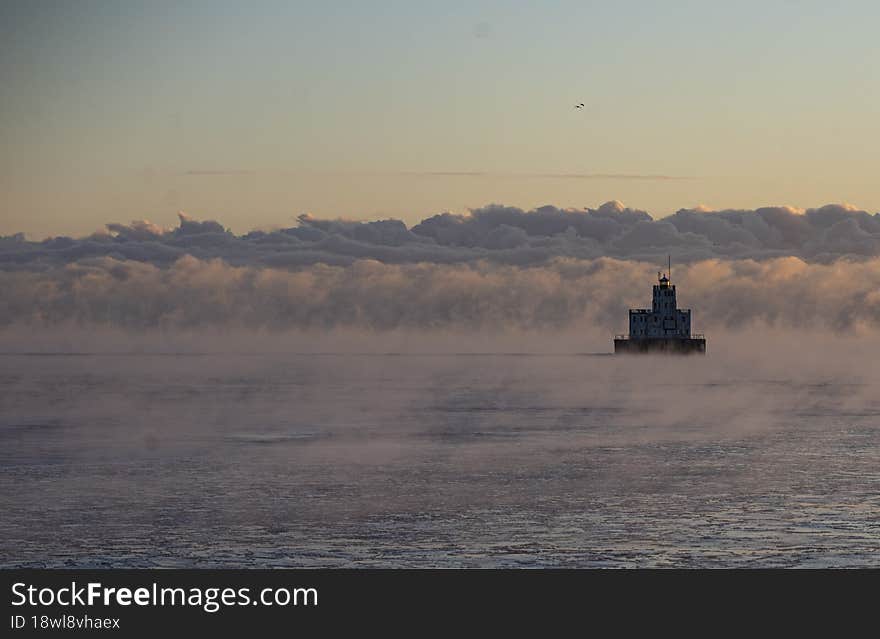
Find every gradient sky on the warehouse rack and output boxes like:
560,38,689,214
2,0,879,238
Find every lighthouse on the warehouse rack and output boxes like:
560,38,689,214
614,258,706,354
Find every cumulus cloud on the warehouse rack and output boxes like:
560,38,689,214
2,201,880,333
3,202,880,272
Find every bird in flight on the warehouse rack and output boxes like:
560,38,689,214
575,103,585,109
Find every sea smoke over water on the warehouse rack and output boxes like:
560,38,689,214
1,255,880,334
3,204,880,567
3,339,880,567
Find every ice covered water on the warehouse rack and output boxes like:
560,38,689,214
1,343,879,567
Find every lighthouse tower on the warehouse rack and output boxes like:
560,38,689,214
615,257,705,353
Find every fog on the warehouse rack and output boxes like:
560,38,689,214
3,327,879,567
2,254,879,336
3,204,880,566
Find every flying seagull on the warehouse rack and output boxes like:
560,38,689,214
575,103,585,109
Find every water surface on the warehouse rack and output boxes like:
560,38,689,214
2,351,879,567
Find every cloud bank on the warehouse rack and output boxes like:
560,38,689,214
3,202,880,271
2,202,880,334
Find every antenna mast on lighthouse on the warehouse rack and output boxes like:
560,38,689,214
668,255,671,281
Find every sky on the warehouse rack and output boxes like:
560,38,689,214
2,0,879,238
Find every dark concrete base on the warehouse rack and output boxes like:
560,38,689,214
614,337,707,355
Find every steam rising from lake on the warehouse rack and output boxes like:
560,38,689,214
2,256,880,335
2,202,880,566
2,332,879,567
